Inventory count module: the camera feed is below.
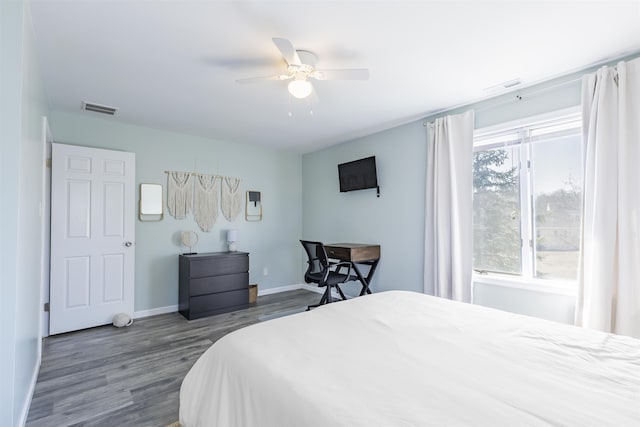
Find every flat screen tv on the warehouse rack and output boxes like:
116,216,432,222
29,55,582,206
338,156,379,196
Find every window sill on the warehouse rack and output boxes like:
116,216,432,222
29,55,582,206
472,273,577,297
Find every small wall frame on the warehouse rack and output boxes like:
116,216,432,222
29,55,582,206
245,190,262,221
139,183,164,221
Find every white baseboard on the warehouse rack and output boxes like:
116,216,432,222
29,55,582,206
19,356,40,427
133,304,179,319
300,283,323,293
257,283,343,296
257,284,347,302
257,284,304,296
132,286,309,319
132,284,349,319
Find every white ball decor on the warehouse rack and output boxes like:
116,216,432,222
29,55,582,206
112,312,133,328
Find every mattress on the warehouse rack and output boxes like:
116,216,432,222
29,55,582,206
179,290,640,426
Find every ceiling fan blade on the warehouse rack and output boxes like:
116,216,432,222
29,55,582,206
312,69,370,81
236,74,292,84
272,37,301,66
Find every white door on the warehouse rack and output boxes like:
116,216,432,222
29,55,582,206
50,143,135,335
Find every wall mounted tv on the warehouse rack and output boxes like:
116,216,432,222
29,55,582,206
338,156,380,197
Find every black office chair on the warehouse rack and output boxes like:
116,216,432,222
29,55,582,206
300,240,357,310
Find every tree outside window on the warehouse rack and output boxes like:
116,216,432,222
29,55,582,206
472,115,582,283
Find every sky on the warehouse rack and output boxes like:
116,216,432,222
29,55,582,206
532,134,582,195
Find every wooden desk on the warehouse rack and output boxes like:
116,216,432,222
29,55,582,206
324,243,380,295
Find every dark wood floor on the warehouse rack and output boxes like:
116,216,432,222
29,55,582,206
26,289,320,427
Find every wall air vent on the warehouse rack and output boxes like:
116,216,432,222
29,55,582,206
82,101,117,115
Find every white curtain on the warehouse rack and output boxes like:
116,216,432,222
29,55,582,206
576,58,640,338
424,110,474,302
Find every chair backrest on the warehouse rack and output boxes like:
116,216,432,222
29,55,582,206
300,240,329,283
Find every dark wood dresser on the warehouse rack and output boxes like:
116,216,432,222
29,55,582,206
179,252,249,320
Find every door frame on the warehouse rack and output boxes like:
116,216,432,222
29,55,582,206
40,116,52,338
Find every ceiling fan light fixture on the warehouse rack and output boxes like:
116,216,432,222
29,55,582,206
288,79,313,99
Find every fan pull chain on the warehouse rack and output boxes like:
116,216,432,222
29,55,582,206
286,92,315,116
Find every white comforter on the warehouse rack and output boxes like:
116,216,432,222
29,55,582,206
180,291,640,426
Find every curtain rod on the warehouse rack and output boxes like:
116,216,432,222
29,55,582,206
164,170,241,181
421,49,640,126
423,75,583,127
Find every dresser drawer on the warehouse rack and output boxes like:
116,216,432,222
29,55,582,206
189,254,248,278
190,272,248,296
190,289,249,314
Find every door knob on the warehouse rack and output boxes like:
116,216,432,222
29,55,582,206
124,241,133,247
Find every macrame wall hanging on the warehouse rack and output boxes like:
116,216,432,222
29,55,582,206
221,177,242,221
193,174,219,232
167,171,193,220
164,170,242,232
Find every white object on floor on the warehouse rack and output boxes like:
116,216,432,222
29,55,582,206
112,313,133,328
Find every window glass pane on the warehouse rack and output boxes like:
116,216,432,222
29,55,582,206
532,133,582,280
473,145,521,274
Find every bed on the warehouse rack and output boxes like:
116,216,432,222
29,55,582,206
179,290,640,426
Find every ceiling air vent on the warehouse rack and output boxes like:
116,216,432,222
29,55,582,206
82,101,117,115
483,79,523,94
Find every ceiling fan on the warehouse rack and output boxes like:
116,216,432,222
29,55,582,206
236,38,370,99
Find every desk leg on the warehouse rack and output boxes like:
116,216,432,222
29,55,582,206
363,259,379,295
352,260,379,296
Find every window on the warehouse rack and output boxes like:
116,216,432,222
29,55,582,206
473,112,582,283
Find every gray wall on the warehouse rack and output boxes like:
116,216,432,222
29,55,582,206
1,0,50,424
302,69,590,323
302,121,427,297
50,111,303,313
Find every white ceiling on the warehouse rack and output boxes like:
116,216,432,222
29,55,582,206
29,0,640,153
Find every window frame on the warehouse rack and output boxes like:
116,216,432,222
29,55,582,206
472,107,582,295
